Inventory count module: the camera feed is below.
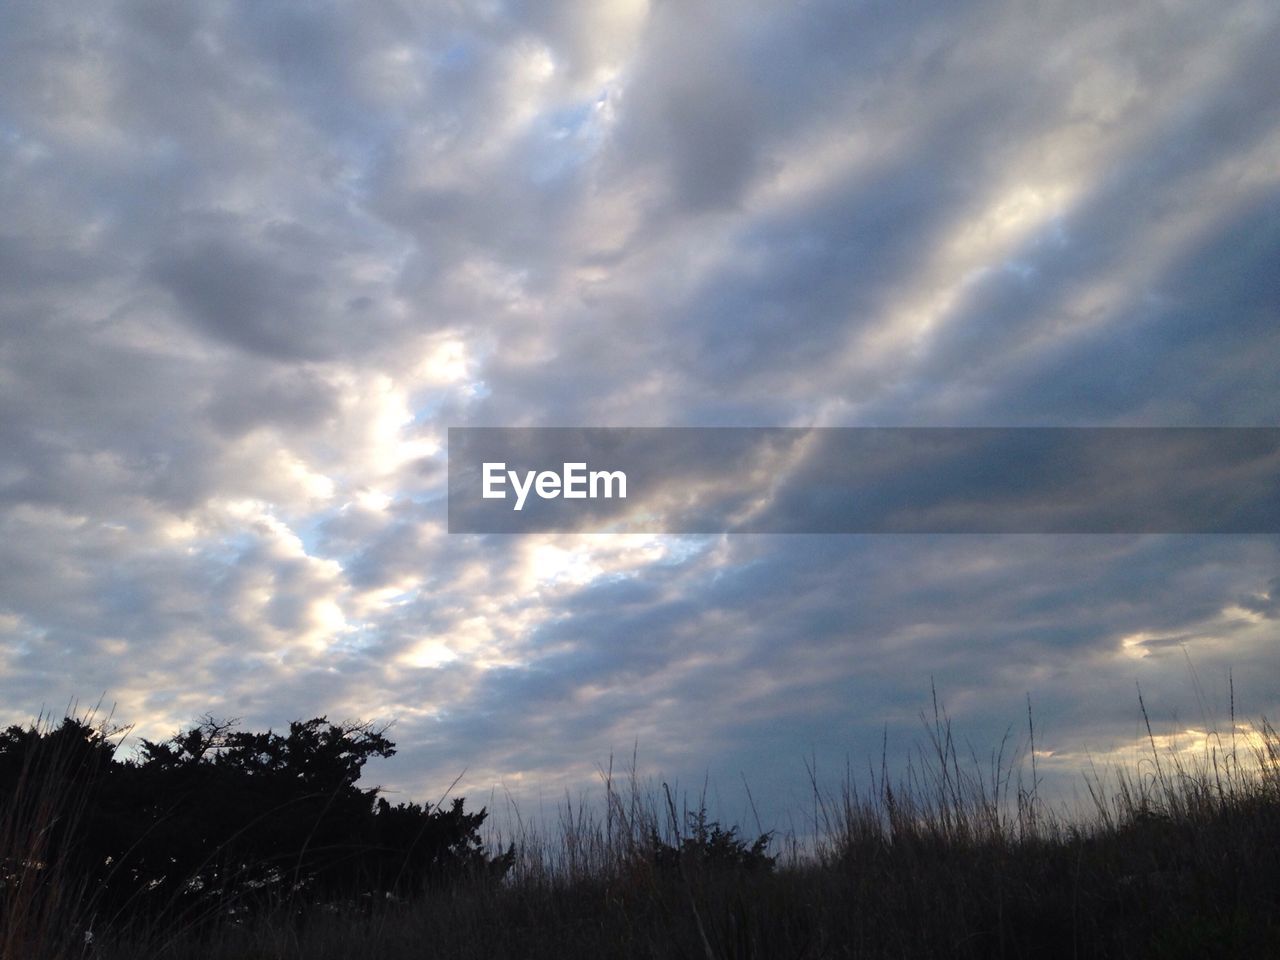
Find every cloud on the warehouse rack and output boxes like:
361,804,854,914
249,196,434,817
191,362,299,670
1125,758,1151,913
0,0,1278,828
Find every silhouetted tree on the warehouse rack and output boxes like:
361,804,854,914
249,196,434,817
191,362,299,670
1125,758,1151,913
0,714,507,931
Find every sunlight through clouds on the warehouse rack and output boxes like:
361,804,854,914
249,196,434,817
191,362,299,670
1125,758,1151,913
0,0,1277,824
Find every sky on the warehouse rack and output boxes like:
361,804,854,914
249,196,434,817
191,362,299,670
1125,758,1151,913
1,0,1278,829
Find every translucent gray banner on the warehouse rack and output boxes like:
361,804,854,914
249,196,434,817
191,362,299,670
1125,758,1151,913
447,428,1280,534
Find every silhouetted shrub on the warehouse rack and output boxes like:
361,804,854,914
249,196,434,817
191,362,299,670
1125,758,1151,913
0,714,508,934
651,809,775,876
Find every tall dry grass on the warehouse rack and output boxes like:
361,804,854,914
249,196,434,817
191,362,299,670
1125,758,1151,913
0,710,124,960
5,693,1279,959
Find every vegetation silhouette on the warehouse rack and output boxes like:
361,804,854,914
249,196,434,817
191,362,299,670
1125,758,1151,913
3,696,1280,959
0,713,511,939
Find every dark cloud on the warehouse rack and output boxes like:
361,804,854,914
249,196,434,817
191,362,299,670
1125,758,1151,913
0,0,1277,824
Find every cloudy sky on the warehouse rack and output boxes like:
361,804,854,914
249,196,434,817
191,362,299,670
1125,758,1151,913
2,0,1278,826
